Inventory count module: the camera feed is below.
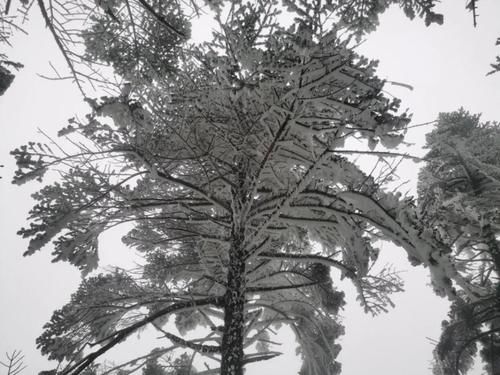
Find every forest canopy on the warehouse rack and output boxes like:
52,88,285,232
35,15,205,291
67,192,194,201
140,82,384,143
1,1,499,375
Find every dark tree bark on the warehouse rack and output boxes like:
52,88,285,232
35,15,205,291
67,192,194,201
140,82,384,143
220,223,247,375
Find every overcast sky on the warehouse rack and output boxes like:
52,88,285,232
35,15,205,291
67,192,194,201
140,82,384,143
1,1,499,374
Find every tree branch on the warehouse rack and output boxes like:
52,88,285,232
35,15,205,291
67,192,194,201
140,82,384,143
62,296,223,375
258,251,356,277
136,0,186,37
152,323,221,353
37,0,85,97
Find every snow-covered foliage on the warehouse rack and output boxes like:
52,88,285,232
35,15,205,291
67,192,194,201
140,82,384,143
419,110,500,291
10,2,486,375
5,0,499,99
280,0,442,37
418,110,500,375
83,0,190,85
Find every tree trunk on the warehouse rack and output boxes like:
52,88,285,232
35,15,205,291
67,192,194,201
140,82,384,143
220,238,246,375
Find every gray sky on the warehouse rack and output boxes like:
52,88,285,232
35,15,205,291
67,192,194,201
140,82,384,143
1,1,499,374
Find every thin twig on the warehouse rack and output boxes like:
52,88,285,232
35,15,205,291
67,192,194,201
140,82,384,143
37,0,85,96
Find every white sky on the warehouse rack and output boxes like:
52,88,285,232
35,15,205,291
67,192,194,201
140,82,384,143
1,1,500,374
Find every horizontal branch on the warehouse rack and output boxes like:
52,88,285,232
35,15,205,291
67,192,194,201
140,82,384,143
155,170,230,213
331,149,424,161
247,280,319,293
153,323,220,353
258,251,356,278
242,351,283,364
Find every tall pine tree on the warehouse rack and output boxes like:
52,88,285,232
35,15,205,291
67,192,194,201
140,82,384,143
11,2,482,374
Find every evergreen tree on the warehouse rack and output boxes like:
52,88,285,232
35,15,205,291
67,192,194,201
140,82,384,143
418,109,500,374
11,2,483,375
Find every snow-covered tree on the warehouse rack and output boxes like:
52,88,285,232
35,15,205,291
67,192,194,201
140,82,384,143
417,109,500,375
12,2,482,375
0,0,190,95
2,0,498,99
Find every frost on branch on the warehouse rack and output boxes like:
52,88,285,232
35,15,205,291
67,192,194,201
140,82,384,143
432,299,481,375
418,110,500,375
11,143,52,185
295,315,344,375
82,0,190,86
282,0,443,38
37,271,140,362
13,2,473,374
15,169,126,274
354,265,404,314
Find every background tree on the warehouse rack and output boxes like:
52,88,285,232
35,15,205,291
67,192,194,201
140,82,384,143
417,109,500,374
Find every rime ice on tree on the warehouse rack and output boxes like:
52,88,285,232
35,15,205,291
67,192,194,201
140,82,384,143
10,2,485,375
